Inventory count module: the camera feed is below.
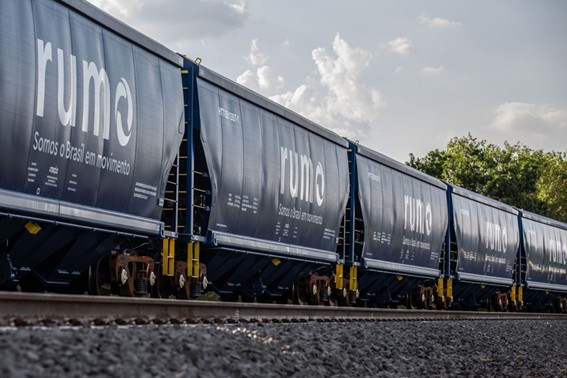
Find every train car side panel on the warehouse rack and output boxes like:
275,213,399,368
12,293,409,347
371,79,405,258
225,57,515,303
356,152,447,275
0,0,36,192
451,188,519,285
196,77,349,259
0,0,184,234
522,213,567,292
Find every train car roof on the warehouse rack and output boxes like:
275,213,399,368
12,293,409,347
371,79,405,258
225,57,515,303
521,210,567,231
351,141,447,190
449,184,518,215
57,0,182,66
193,62,348,148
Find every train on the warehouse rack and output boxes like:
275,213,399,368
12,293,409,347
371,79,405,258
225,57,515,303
1,0,566,312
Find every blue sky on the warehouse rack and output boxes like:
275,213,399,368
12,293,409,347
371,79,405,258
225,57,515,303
89,0,567,162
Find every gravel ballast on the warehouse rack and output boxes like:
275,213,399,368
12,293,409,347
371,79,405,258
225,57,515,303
1,319,566,377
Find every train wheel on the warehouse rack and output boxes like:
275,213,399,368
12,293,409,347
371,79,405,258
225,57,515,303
176,272,191,299
406,293,415,309
153,274,173,299
327,287,338,307
340,287,351,306
292,282,308,305
311,283,321,305
118,267,136,297
88,257,112,296
349,290,359,306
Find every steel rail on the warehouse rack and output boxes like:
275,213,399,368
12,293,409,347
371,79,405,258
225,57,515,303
1,292,566,326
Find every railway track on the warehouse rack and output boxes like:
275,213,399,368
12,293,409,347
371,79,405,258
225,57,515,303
2,292,566,326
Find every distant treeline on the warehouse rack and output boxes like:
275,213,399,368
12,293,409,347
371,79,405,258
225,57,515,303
407,134,567,223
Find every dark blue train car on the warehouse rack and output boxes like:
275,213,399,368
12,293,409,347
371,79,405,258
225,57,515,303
170,58,350,302
345,142,448,307
446,185,519,310
0,0,184,292
519,211,567,311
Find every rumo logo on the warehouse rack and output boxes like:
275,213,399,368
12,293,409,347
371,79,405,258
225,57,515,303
280,146,325,206
404,195,432,236
485,221,507,253
35,39,134,146
547,238,567,265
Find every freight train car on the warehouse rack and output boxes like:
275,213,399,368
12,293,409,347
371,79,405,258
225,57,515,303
0,0,184,293
445,185,520,310
519,211,567,311
343,142,448,307
161,59,351,302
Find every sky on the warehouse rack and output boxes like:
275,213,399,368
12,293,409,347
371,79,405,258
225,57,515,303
88,0,567,162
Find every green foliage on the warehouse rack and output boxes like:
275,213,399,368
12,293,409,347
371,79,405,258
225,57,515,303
537,151,567,222
407,134,567,223
196,290,220,301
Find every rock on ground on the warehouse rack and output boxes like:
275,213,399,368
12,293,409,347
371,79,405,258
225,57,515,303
1,320,566,377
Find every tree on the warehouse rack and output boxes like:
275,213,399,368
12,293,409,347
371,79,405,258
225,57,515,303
406,134,567,222
407,149,446,179
537,151,567,222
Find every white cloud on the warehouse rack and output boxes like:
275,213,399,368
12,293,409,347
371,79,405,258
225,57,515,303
236,40,284,95
271,85,322,120
245,39,267,66
419,14,462,30
491,102,567,132
236,66,285,95
270,34,383,139
228,1,247,14
257,66,285,93
236,70,256,89
312,34,383,123
421,65,445,75
385,38,411,55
